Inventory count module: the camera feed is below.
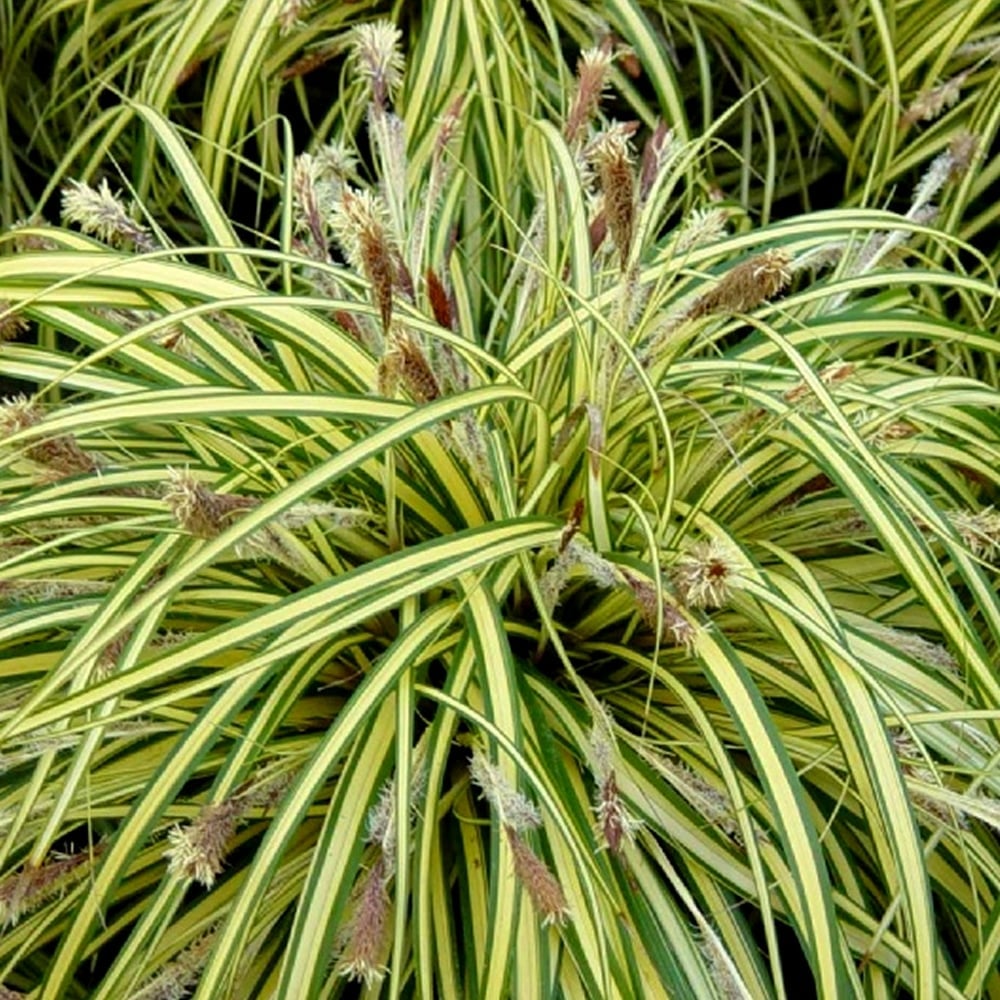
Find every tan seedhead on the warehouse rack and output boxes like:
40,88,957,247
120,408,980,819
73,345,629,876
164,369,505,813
948,506,1000,561
165,799,243,889
164,772,292,888
901,71,970,126
0,847,99,928
890,729,967,828
60,178,156,252
162,469,258,538
588,123,637,272
469,748,541,832
564,43,614,147
641,748,746,843
0,304,27,343
686,249,792,321
331,188,396,333
0,396,100,480
621,569,700,650
639,120,674,203
505,826,571,927
588,703,640,854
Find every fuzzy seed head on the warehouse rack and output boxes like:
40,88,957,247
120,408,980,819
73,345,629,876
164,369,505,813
163,469,258,538
675,207,728,254
698,929,749,1000
588,123,637,271
688,249,792,320
469,749,542,831
565,45,613,146
622,570,700,649
331,188,396,332
857,620,958,675
337,855,392,987
164,799,243,888
353,20,404,108
394,332,440,403
672,538,742,609
60,178,155,252
645,751,743,843
0,304,27,343
639,120,675,202
947,131,979,181
504,826,570,926
130,928,216,1000
595,771,640,854
0,848,95,928
948,506,1000,561
901,72,969,126
0,396,99,479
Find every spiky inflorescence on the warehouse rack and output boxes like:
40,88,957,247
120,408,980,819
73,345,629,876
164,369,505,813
674,206,728,254
353,20,405,110
901,71,970,126
162,469,258,538
330,188,396,334
948,506,1000,561
504,825,571,926
856,620,958,675
0,304,27,343
686,249,792,320
698,928,749,1000
538,537,619,614
588,123,637,272
672,538,743,610
164,773,292,888
911,131,979,214
0,577,110,605
164,800,243,888
60,178,156,252
639,120,674,203
564,44,613,147
0,396,101,480
588,703,640,854
0,848,97,928
621,569,700,650
468,749,542,832
642,750,744,843
891,729,967,828
336,855,392,987
130,927,217,1000
393,331,440,403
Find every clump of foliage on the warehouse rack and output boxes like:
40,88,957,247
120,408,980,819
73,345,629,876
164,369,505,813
1,4,999,999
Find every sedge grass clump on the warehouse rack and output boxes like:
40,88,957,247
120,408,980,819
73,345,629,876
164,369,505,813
0,8,998,1000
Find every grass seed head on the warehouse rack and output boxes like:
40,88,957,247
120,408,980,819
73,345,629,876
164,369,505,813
672,537,742,610
353,20,404,109
337,855,392,987
163,469,258,538
504,825,571,926
60,178,156,252
565,44,613,146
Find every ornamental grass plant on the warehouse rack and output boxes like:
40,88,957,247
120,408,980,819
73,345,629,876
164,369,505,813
0,3,999,998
